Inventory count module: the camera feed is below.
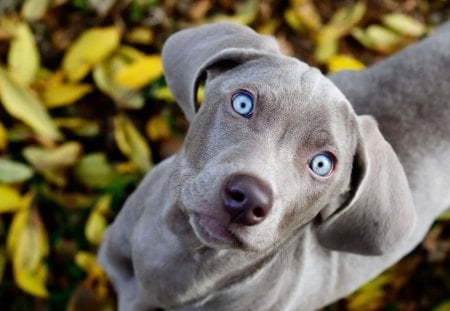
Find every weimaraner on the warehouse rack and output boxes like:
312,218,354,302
98,21,450,310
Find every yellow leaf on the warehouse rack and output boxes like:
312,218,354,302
327,54,365,73
382,13,426,37
146,115,171,141
151,86,175,102
0,67,63,141
75,251,103,275
0,121,7,151
114,114,152,172
116,45,147,62
284,9,304,32
21,0,50,21
63,27,121,82
114,55,163,89
125,27,154,45
40,185,94,210
54,117,100,137
292,1,321,33
85,211,107,245
347,274,390,311
93,56,145,109
7,200,49,298
0,159,33,184
314,27,339,63
23,141,82,171
85,195,111,245
0,185,22,213
328,1,366,37
366,24,405,53
94,194,112,214
7,22,40,85
211,0,258,25
41,83,93,108
434,301,450,311
14,263,49,298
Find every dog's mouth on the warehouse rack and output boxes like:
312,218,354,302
190,213,240,248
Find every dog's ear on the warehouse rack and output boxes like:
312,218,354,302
317,116,416,255
162,22,280,122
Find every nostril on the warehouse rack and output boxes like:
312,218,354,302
252,207,265,218
229,190,245,203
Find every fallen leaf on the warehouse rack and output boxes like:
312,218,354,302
211,0,258,25
382,13,426,37
41,83,93,108
23,141,82,170
113,55,163,89
327,54,365,72
125,27,154,45
85,195,111,245
93,53,145,109
434,301,450,311
0,185,22,213
114,114,152,172
75,251,102,275
0,159,33,184
7,22,40,85
7,195,50,298
0,121,7,151
74,153,117,189
347,274,390,311
21,0,50,21
69,251,112,310
365,24,405,53
0,67,63,141
328,1,366,37
284,9,304,32
150,86,175,102
63,27,121,82
292,0,321,33
54,117,100,137
146,115,171,141
39,185,94,209
314,27,339,63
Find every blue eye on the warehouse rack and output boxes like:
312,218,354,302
309,152,335,177
231,91,254,118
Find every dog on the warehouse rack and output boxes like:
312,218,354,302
98,21,450,310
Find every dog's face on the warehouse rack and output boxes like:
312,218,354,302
163,22,416,256
176,56,357,251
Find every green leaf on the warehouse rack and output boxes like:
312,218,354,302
74,153,117,189
0,68,63,141
0,159,33,184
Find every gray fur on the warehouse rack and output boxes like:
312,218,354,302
99,22,450,310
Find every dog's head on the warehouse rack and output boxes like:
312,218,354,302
163,22,416,256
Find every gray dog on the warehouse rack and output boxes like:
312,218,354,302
99,21,450,310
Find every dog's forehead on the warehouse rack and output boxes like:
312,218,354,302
222,55,348,109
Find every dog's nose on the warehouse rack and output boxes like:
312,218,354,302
223,175,273,226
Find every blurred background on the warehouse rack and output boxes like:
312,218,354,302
0,0,449,310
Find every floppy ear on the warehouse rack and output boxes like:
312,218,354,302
162,22,280,122
317,116,416,255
